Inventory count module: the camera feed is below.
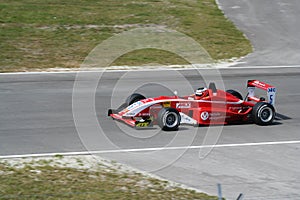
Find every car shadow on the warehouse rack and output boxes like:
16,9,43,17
275,113,292,121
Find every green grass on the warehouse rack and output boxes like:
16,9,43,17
0,157,220,199
0,0,252,72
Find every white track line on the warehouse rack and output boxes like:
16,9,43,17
1,65,300,75
1,140,300,159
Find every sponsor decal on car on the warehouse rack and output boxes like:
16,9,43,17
229,106,243,112
135,118,153,128
162,101,171,107
179,112,197,125
267,87,276,105
200,111,209,121
254,80,266,87
209,112,225,120
135,121,150,127
200,112,224,121
268,87,276,93
127,101,143,110
137,113,151,117
176,102,191,109
141,98,154,103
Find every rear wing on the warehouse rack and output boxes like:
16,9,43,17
247,80,276,106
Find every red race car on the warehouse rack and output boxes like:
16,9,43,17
108,80,276,131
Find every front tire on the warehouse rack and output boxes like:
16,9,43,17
158,108,181,131
126,93,146,105
252,102,275,125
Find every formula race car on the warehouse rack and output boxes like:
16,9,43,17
108,80,276,131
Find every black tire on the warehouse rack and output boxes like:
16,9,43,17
226,89,243,100
157,108,181,131
126,93,146,106
252,102,275,125
116,102,128,112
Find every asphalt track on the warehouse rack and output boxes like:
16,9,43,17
1,1,300,200
1,67,300,199
217,0,300,66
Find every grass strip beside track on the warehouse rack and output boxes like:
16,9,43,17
0,0,252,72
0,156,220,200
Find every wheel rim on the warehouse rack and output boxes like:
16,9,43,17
164,112,178,128
258,106,273,123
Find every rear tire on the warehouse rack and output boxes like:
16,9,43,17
158,108,180,131
226,89,243,100
252,102,275,125
126,93,146,105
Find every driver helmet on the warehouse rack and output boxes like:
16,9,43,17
195,87,208,97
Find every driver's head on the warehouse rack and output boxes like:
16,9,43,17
195,87,208,98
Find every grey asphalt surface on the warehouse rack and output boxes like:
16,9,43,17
218,0,300,66
1,1,300,199
1,68,300,200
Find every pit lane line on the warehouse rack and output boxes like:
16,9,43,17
1,140,300,159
